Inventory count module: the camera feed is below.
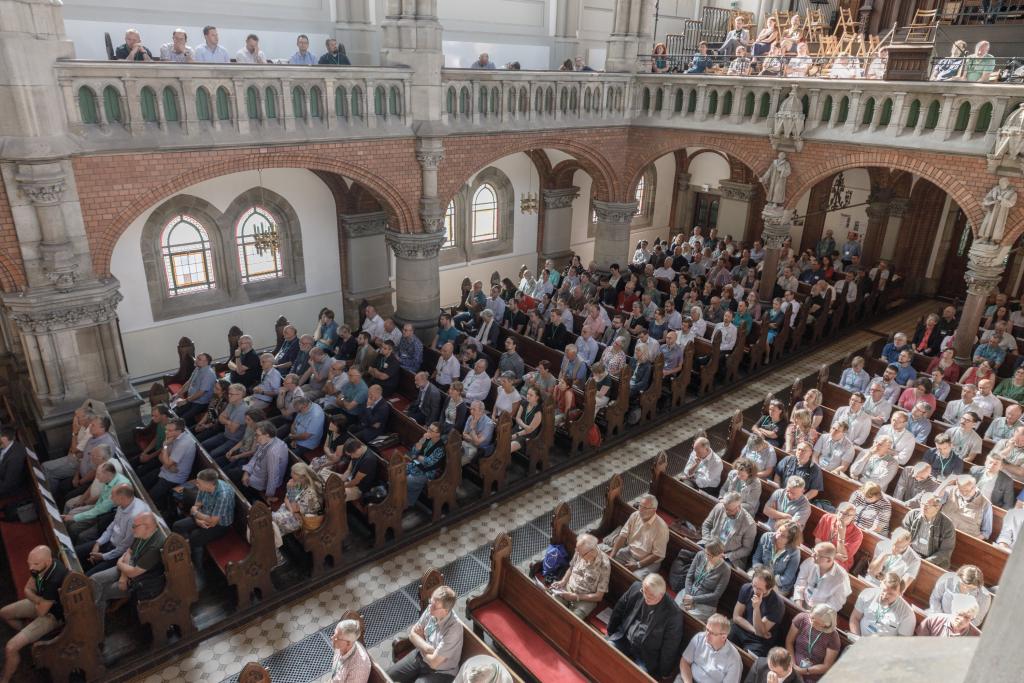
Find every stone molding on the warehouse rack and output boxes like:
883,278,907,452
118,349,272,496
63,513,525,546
676,172,692,193
988,102,1024,176
15,162,67,206
386,229,447,260
719,180,755,202
593,200,638,224
542,186,580,210
416,150,445,170
965,240,1009,296
769,84,805,152
761,204,793,249
341,211,389,238
888,198,911,218
6,285,123,334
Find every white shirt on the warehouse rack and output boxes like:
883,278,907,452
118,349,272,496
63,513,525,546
691,317,708,338
653,267,677,281
832,406,872,446
793,559,852,612
876,426,915,465
462,370,491,403
682,632,742,683
863,396,893,423
235,47,267,64
854,588,916,636
714,322,737,352
683,450,723,490
435,355,461,385
865,539,921,585
972,393,1003,419
362,314,386,341
193,43,230,63
785,299,801,326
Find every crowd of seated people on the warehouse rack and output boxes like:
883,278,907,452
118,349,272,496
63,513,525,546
111,26,352,65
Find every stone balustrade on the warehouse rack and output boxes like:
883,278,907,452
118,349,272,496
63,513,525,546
52,59,1024,158
634,74,1024,156
55,60,414,150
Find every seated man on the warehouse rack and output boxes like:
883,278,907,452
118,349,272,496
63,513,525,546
680,437,724,494
91,511,167,632
607,574,683,679
916,594,981,638
744,647,801,683
892,462,939,508
601,493,669,578
397,323,424,373
339,438,380,503
849,572,916,638
114,27,154,60
44,415,118,499
201,383,249,462
246,353,282,409
971,452,1016,510
433,343,461,391
762,476,811,531
792,542,851,612
862,381,893,427
408,371,443,426
351,384,391,443
880,332,910,364
0,546,68,683
169,352,216,426
462,359,491,405
460,401,494,465
60,443,115,514
774,441,823,501
699,492,756,567
729,567,785,657
287,397,326,459
233,421,288,504
336,368,370,421
936,475,993,540
549,533,610,619
135,405,171,477
366,340,400,396
849,436,899,492
298,346,332,400
677,613,742,683
143,418,196,519
387,586,463,683
900,492,956,568
672,540,730,620
75,483,149,576
830,393,871,446
941,383,977,424
0,427,29,502
171,469,236,579
63,462,130,543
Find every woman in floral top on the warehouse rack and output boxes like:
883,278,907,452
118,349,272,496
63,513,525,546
271,462,325,541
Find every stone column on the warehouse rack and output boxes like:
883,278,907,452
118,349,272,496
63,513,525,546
879,198,909,261
553,0,583,68
340,212,394,330
953,241,1008,364
758,205,793,303
592,200,638,272
335,0,378,66
717,181,755,241
416,137,445,236
672,172,694,238
606,0,656,72
861,198,892,267
380,0,444,123
541,187,580,264
387,230,448,343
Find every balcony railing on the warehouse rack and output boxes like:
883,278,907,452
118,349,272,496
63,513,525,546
55,61,414,150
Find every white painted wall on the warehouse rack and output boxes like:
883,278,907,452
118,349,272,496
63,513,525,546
790,168,872,247
111,168,341,377
687,151,731,192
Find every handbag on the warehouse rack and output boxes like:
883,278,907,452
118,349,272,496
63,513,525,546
587,424,603,448
369,434,400,451
301,514,325,531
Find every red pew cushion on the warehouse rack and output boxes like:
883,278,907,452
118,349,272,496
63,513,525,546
166,382,183,395
387,396,411,412
381,445,409,462
656,509,676,526
473,601,590,683
207,529,250,573
1,521,47,598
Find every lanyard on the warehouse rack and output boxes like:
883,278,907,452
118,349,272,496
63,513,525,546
873,601,893,625
34,563,54,594
807,627,824,654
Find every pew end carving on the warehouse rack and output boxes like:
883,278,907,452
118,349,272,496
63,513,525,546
137,531,198,645
225,502,278,609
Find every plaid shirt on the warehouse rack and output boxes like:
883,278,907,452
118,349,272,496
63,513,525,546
197,479,235,526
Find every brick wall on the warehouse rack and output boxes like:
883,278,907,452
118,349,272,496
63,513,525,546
0,180,27,291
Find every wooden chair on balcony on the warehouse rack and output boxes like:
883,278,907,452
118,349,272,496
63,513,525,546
730,9,756,32
906,9,939,43
833,7,859,37
806,9,828,43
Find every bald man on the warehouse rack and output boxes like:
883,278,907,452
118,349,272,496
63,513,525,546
1,545,68,683
91,511,167,632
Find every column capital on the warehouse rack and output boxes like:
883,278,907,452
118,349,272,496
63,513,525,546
865,200,891,222
760,204,793,249
386,229,447,260
15,162,67,206
542,186,580,210
4,278,123,334
676,172,691,192
965,241,1009,295
593,200,638,224
340,211,388,238
888,198,911,218
718,180,755,202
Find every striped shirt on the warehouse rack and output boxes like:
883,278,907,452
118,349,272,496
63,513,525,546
850,490,892,534
197,479,236,527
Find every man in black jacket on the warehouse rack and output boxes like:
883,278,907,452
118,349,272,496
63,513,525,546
971,455,1017,510
542,309,572,352
407,372,442,426
606,574,683,678
352,385,391,443
0,427,28,499
744,647,804,683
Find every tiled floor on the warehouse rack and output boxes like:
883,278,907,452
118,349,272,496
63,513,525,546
133,302,933,683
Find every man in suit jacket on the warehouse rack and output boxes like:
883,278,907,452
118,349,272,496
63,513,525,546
606,574,683,679
744,647,804,683
466,309,500,351
0,428,28,498
407,371,442,426
971,456,1017,510
352,385,391,443
352,332,378,375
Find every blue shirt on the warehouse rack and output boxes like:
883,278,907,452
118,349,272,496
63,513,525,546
252,368,283,404
908,416,932,443
292,403,325,449
687,54,713,73
464,414,494,448
244,438,289,497
289,51,317,65
895,364,917,387
575,336,599,365
436,327,459,347
159,434,196,485
485,296,506,322
560,356,588,383
197,479,235,526
397,335,423,372
341,380,368,407
189,366,217,405
193,44,230,63
974,343,1006,368
750,533,800,595
839,368,870,393
224,401,248,442
881,343,908,364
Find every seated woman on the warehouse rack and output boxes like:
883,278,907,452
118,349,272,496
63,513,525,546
829,52,861,79
310,414,350,474
752,16,780,57
927,348,961,383
509,387,543,454
898,377,936,414
720,457,762,517
960,359,995,387
786,41,813,78
793,388,824,430
550,375,575,426
783,14,804,47
750,521,802,595
192,378,230,442
912,313,943,356
753,399,787,447
271,462,325,549
647,308,668,341
849,481,892,535
216,408,264,469
786,605,841,682
995,366,1024,402
405,422,447,508
440,381,469,435
765,298,786,345
629,344,653,401
651,41,669,73
492,372,521,421
674,540,730,620
785,408,819,452
982,305,1010,330
932,40,967,81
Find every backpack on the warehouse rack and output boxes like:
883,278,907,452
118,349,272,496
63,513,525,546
541,543,570,583
587,424,603,448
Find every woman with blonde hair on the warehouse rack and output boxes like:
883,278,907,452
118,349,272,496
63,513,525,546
785,407,819,451
786,604,841,682
271,461,325,547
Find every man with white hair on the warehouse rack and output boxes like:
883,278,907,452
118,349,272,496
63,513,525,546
603,493,669,578
329,619,372,682
863,528,921,588
849,436,899,491
892,461,939,507
862,381,893,427
763,476,811,530
690,306,707,338
549,533,609,618
916,594,981,637
699,493,756,566
900,492,956,568
876,411,915,465
247,353,282,408
361,305,386,342
607,574,683,679
452,656,513,683
460,401,494,466
907,401,933,443
792,542,851,612
680,437,723,493
985,402,1022,441
942,383,978,424
880,332,910,364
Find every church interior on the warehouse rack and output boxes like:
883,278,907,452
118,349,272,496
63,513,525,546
0,0,1023,681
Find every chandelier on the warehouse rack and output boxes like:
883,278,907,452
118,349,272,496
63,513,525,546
828,172,854,212
520,191,538,214
252,167,280,257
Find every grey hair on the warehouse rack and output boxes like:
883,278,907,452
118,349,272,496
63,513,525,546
836,501,855,514
890,527,911,543
576,533,598,551
334,619,361,642
786,475,806,490
91,443,113,460
722,492,743,506
637,493,658,509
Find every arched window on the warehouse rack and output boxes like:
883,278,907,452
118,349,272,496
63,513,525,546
634,176,647,214
310,87,322,119
336,87,349,120
246,86,260,120
103,86,123,124
236,206,285,283
390,87,402,116
161,215,216,296
216,87,231,121
264,88,278,120
632,165,657,225
351,87,363,119
163,87,180,122
196,88,212,122
141,87,159,123
905,99,921,128
78,86,99,124
446,87,456,116
292,87,307,121
443,200,456,248
374,86,385,117
471,184,498,242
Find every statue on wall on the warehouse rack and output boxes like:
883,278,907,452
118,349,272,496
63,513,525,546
760,152,791,206
977,178,1018,243
770,85,805,152
988,102,1024,174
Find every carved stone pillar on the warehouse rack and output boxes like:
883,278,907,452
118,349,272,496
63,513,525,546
605,0,656,72
758,205,793,303
541,187,580,263
673,172,694,238
335,0,378,66
553,0,583,68
592,200,638,272
862,198,892,267
386,230,447,342
341,212,394,330
953,241,1009,364
880,198,910,261
380,0,443,122
717,181,755,242
416,137,445,233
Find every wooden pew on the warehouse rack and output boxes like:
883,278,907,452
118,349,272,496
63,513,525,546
669,342,696,408
523,400,557,474
425,429,463,522
693,330,722,396
391,569,528,683
638,354,665,424
350,448,408,547
296,471,348,577
723,323,749,384
567,378,597,456
465,412,513,495
601,364,632,438
467,533,657,683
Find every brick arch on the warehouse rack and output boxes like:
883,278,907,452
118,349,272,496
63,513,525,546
784,150,985,229
549,160,584,189
91,153,416,277
438,131,619,206
623,131,775,201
